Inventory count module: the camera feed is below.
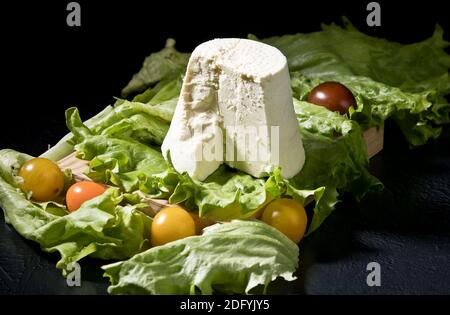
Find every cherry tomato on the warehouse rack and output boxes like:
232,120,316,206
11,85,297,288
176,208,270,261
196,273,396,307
307,81,357,115
66,181,107,212
261,198,308,243
151,207,196,247
18,158,64,202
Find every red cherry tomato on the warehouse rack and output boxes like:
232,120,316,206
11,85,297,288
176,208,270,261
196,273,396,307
307,81,357,115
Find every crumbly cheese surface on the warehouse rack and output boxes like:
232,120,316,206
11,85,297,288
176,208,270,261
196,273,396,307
161,38,305,180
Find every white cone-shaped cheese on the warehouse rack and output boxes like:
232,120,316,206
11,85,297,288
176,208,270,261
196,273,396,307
161,38,305,181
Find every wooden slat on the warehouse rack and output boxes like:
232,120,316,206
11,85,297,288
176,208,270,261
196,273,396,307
57,152,90,182
364,127,384,158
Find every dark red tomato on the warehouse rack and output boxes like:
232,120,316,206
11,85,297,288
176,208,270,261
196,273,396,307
307,81,357,115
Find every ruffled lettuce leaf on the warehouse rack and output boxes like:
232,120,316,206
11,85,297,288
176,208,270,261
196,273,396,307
255,18,450,94
69,77,182,148
102,220,299,295
291,71,450,147
41,53,184,162
121,39,189,97
254,19,450,147
0,149,151,275
290,99,382,199
41,105,116,161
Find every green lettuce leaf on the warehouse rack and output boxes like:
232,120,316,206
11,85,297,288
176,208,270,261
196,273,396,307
290,72,450,147
41,105,115,161
40,48,184,163
0,149,151,275
290,99,382,199
253,19,450,147
132,76,183,105
102,220,298,295
122,39,189,97
66,107,170,192
256,18,450,94
69,77,182,149
168,164,338,235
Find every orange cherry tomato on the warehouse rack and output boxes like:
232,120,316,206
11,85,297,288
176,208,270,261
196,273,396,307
66,181,107,212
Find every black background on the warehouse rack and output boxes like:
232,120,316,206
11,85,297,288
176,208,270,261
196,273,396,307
1,0,450,295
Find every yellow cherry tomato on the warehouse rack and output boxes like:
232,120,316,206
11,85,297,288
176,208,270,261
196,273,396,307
261,198,308,243
18,158,65,202
66,181,107,212
151,207,196,247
